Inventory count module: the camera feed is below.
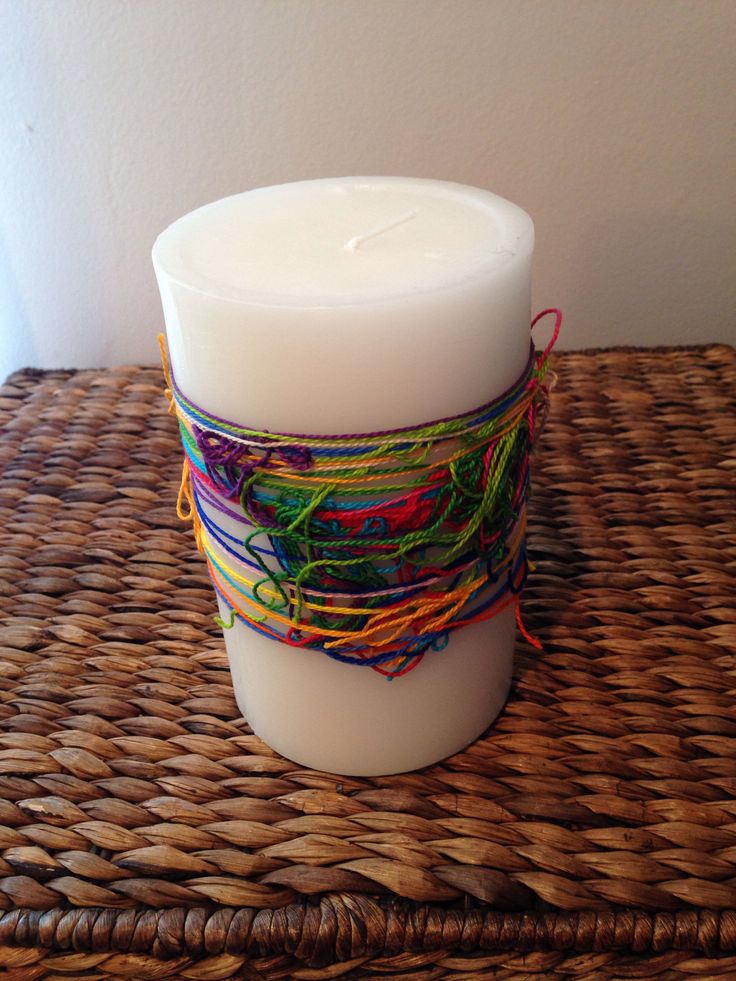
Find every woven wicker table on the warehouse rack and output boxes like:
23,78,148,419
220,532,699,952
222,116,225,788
0,346,734,980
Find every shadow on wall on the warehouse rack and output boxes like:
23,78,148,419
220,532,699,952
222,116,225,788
575,211,736,348
0,233,39,381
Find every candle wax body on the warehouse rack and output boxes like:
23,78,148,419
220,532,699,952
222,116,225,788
153,177,534,775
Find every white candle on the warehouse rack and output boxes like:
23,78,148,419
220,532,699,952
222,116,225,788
153,177,534,775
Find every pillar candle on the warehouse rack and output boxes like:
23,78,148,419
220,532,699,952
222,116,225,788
153,177,534,775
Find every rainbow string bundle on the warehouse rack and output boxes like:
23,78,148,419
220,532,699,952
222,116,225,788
163,309,561,680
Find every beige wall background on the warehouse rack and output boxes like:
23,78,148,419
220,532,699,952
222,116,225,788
1,0,734,379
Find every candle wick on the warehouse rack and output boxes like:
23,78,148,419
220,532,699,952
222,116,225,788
345,209,417,252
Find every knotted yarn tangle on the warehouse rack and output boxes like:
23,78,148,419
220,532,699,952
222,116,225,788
161,309,561,679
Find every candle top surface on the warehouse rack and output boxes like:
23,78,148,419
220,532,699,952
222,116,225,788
153,177,533,306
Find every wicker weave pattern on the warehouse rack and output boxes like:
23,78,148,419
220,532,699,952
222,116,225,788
0,346,734,979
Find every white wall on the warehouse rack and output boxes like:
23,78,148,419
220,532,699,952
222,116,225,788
1,0,734,379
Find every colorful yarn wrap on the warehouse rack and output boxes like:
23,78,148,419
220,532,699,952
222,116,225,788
161,309,561,680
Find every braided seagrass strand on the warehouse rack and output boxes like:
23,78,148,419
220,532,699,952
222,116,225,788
163,309,561,677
